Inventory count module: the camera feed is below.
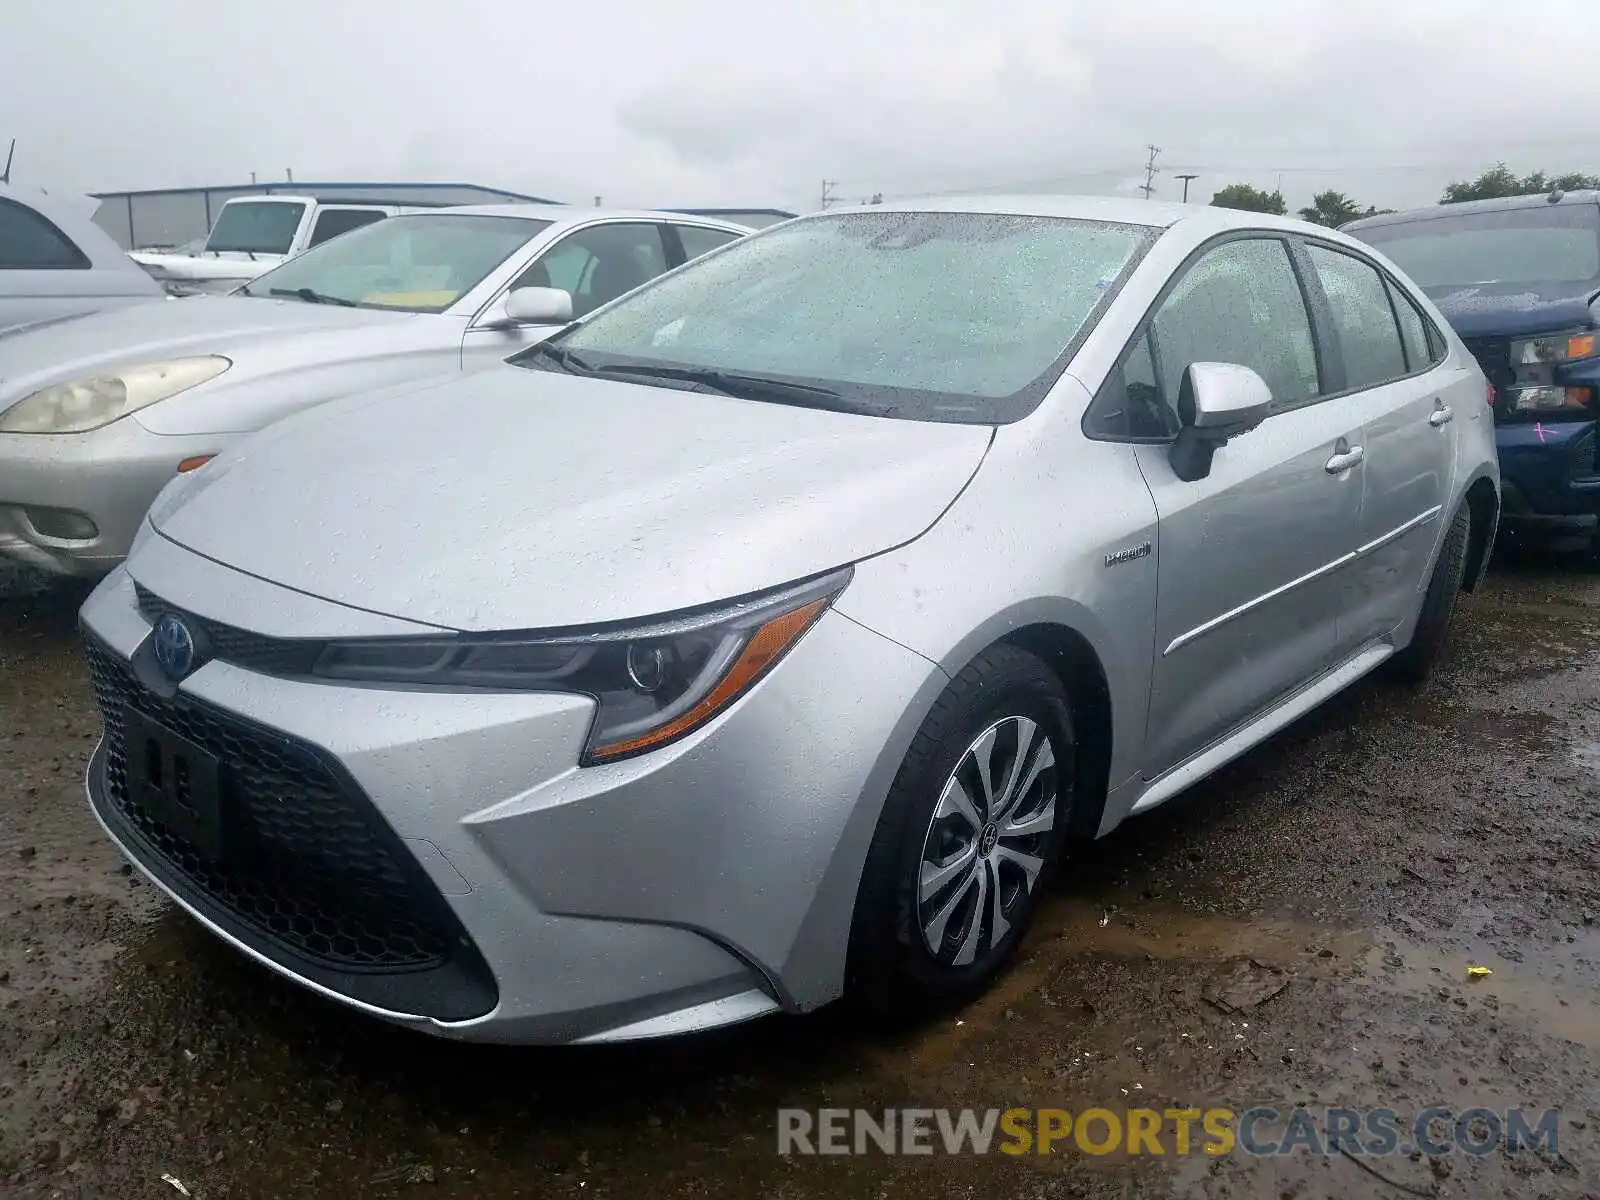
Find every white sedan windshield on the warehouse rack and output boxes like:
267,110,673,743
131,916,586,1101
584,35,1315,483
241,214,549,313
541,210,1153,422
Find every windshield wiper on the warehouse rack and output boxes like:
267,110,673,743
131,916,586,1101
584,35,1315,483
588,363,851,408
268,286,357,307
519,341,596,375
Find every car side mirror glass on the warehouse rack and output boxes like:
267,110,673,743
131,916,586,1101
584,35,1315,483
1168,362,1273,483
500,286,573,327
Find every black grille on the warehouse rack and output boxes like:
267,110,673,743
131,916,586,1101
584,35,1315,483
1462,336,1514,388
84,634,496,1020
133,583,324,676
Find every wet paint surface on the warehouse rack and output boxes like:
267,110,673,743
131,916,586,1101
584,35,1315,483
1,554,1597,1198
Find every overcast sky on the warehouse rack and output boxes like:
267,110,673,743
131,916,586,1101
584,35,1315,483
4,0,1599,215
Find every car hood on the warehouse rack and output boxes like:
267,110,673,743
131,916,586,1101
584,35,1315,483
1423,280,1600,339
149,367,993,631
0,296,421,412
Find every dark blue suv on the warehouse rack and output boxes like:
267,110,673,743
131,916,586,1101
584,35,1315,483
1345,191,1600,548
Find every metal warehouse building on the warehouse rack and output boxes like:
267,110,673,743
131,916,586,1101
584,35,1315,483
89,181,562,250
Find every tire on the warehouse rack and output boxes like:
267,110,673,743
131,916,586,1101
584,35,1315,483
1390,503,1471,684
848,644,1075,1015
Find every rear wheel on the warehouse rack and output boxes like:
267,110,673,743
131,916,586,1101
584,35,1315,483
1390,503,1471,684
848,644,1074,1014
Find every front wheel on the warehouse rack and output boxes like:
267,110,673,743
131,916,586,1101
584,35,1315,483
848,644,1074,1014
1389,503,1471,684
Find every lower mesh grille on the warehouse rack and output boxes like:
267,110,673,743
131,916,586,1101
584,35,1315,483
84,633,496,1019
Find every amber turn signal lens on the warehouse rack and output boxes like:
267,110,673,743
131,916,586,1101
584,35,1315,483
1567,334,1597,360
588,596,831,761
176,455,214,473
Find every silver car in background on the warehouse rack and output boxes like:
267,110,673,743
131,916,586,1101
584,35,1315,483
1,182,164,330
0,205,749,576
81,197,1498,1045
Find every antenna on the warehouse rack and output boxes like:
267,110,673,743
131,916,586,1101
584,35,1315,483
0,139,15,185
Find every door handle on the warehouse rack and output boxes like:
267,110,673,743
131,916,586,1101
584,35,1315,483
1429,400,1454,427
1325,440,1364,474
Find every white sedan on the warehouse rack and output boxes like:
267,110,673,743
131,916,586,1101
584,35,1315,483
0,205,750,577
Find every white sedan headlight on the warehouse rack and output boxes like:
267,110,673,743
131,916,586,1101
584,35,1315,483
0,356,231,434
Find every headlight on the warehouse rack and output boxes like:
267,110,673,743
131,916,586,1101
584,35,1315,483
312,567,852,763
0,356,231,434
1512,328,1598,366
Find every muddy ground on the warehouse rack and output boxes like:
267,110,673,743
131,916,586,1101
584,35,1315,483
1,555,1596,1199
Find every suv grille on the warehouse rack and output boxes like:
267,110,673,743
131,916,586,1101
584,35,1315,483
84,634,496,1020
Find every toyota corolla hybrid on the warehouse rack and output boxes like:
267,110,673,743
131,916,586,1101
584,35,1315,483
79,197,1498,1045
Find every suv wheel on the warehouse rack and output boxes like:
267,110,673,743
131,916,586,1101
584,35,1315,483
849,644,1074,1013
1390,503,1471,684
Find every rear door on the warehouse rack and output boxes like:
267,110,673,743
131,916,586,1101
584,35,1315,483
1297,240,1456,649
305,206,388,250
664,222,745,266
1107,235,1365,777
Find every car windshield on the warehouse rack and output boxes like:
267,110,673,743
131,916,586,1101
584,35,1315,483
518,210,1154,423
1351,204,1600,288
238,213,550,313
204,201,307,254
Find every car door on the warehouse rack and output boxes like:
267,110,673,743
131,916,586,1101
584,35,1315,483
1117,236,1365,778
461,221,673,365
1296,241,1457,649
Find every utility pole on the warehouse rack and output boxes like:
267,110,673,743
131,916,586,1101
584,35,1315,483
594,196,603,207
0,139,13,185
1140,145,1161,200
250,171,257,185
1176,173,1198,203
821,180,837,209
286,168,294,183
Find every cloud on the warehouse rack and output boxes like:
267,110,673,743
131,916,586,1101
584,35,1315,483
2,0,1598,215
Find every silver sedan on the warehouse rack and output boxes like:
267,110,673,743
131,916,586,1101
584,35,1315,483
82,196,1497,1044
0,205,749,577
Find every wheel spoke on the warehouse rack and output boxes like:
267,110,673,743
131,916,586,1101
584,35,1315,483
919,841,978,904
935,772,984,834
992,844,1044,892
990,719,1042,824
1000,804,1056,839
986,857,1011,948
968,725,1000,817
923,860,979,949
951,855,990,966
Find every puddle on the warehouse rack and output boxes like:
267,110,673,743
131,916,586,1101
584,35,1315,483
1366,927,1600,1051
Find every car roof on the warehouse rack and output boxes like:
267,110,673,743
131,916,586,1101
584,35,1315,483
1342,189,1600,233
802,193,1342,238
425,203,753,231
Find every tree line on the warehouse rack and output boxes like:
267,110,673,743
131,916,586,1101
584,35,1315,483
1205,163,1600,226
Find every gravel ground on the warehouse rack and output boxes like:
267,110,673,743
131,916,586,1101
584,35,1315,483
1,554,1597,1199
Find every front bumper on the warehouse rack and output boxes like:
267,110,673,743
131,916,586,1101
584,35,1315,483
1494,418,1600,538
79,548,941,1044
0,418,223,578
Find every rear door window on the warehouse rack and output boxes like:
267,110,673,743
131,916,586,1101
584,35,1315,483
1385,278,1442,373
0,198,90,269
1305,244,1408,390
308,208,387,248
674,224,743,262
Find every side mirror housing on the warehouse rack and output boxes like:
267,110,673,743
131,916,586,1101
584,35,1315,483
1169,362,1272,482
495,286,574,328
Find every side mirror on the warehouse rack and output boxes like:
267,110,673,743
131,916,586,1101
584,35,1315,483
1168,362,1273,482
499,286,573,328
